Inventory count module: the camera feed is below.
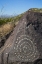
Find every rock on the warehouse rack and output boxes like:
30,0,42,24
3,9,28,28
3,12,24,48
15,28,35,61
0,9,42,64
26,11,42,34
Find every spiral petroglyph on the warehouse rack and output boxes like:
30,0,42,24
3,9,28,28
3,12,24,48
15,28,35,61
13,35,39,61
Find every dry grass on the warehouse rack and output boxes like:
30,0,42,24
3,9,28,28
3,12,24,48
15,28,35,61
0,20,19,38
0,23,14,37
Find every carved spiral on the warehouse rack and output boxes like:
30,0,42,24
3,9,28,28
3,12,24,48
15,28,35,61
14,35,39,61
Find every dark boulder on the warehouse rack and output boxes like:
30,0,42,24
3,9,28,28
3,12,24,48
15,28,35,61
0,10,42,64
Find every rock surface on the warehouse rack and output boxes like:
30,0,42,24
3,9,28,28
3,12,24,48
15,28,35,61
0,10,42,64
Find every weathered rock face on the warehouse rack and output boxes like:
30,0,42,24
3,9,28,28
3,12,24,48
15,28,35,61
26,11,42,34
0,11,42,64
